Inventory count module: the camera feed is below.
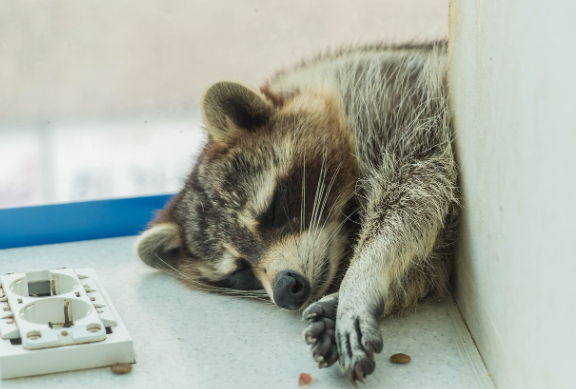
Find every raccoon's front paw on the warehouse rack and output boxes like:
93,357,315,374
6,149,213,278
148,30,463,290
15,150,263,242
302,294,339,368
335,305,383,385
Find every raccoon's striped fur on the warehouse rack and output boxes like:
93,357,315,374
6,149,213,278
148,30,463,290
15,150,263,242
136,42,459,383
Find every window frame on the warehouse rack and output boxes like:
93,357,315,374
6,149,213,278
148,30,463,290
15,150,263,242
0,194,172,249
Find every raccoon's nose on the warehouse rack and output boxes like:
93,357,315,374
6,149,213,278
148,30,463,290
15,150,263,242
273,271,310,310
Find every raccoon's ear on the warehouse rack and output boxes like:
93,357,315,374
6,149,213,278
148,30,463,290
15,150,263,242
135,223,181,269
201,81,273,144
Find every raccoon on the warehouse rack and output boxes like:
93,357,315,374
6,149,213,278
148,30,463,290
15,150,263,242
136,42,459,384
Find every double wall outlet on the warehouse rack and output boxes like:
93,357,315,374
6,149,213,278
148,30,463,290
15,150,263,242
0,268,134,379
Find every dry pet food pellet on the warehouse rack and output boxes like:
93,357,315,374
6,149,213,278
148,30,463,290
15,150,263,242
390,353,411,364
298,372,313,386
110,363,133,374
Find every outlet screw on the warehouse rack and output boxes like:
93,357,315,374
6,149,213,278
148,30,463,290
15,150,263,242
27,331,42,340
87,323,102,333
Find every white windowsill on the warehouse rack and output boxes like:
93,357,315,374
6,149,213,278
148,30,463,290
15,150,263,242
0,237,494,389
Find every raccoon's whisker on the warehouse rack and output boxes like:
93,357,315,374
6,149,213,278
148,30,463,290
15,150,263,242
153,255,209,289
343,207,360,225
282,200,296,233
310,146,327,235
300,154,306,235
313,175,354,252
315,161,344,240
316,193,343,245
153,254,271,302
313,144,332,235
323,207,357,245
311,157,326,230
329,190,356,227
314,191,347,248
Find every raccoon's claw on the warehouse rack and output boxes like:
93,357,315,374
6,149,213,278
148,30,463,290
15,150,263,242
334,311,383,384
312,330,334,356
303,320,325,344
348,376,360,389
345,362,367,387
304,317,335,346
311,329,338,369
363,341,377,360
304,321,324,337
354,361,368,384
344,358,374,387
302,295,338,321
319,344,339,368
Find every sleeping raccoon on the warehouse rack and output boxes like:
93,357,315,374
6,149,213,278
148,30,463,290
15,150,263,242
136,42,459,384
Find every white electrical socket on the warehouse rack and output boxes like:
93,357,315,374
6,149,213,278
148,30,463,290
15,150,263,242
0,268,134,379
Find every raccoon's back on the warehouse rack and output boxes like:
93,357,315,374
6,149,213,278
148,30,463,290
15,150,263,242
268,43,451,173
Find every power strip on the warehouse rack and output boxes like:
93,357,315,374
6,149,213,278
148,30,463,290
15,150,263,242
0,268,134,379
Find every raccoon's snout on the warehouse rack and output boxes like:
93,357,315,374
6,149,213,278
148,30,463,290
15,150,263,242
272,271,310,310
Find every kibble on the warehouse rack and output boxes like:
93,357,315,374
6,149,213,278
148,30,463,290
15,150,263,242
110,363,133,374
298,372,312,386
390,353,411,364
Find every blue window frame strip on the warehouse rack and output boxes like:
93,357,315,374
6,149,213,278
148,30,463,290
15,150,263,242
0,194,173,249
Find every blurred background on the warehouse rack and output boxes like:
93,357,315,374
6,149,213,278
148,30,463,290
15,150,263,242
0,0,449,208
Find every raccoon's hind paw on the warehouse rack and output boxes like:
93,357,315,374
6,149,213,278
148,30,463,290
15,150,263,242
302,295,339,368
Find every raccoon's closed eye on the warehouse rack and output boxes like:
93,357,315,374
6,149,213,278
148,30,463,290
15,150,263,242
262,186,289,229
232,258,252,274
211,258,262,290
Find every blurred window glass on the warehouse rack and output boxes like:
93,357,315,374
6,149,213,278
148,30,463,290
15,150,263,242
0,0,448,209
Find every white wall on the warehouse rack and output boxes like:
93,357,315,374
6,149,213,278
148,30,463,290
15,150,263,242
449,1,576,388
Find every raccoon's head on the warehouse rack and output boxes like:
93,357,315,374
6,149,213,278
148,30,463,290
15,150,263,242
137,81,358,310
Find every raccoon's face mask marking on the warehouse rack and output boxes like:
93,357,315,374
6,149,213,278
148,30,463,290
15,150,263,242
137,82,358,309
